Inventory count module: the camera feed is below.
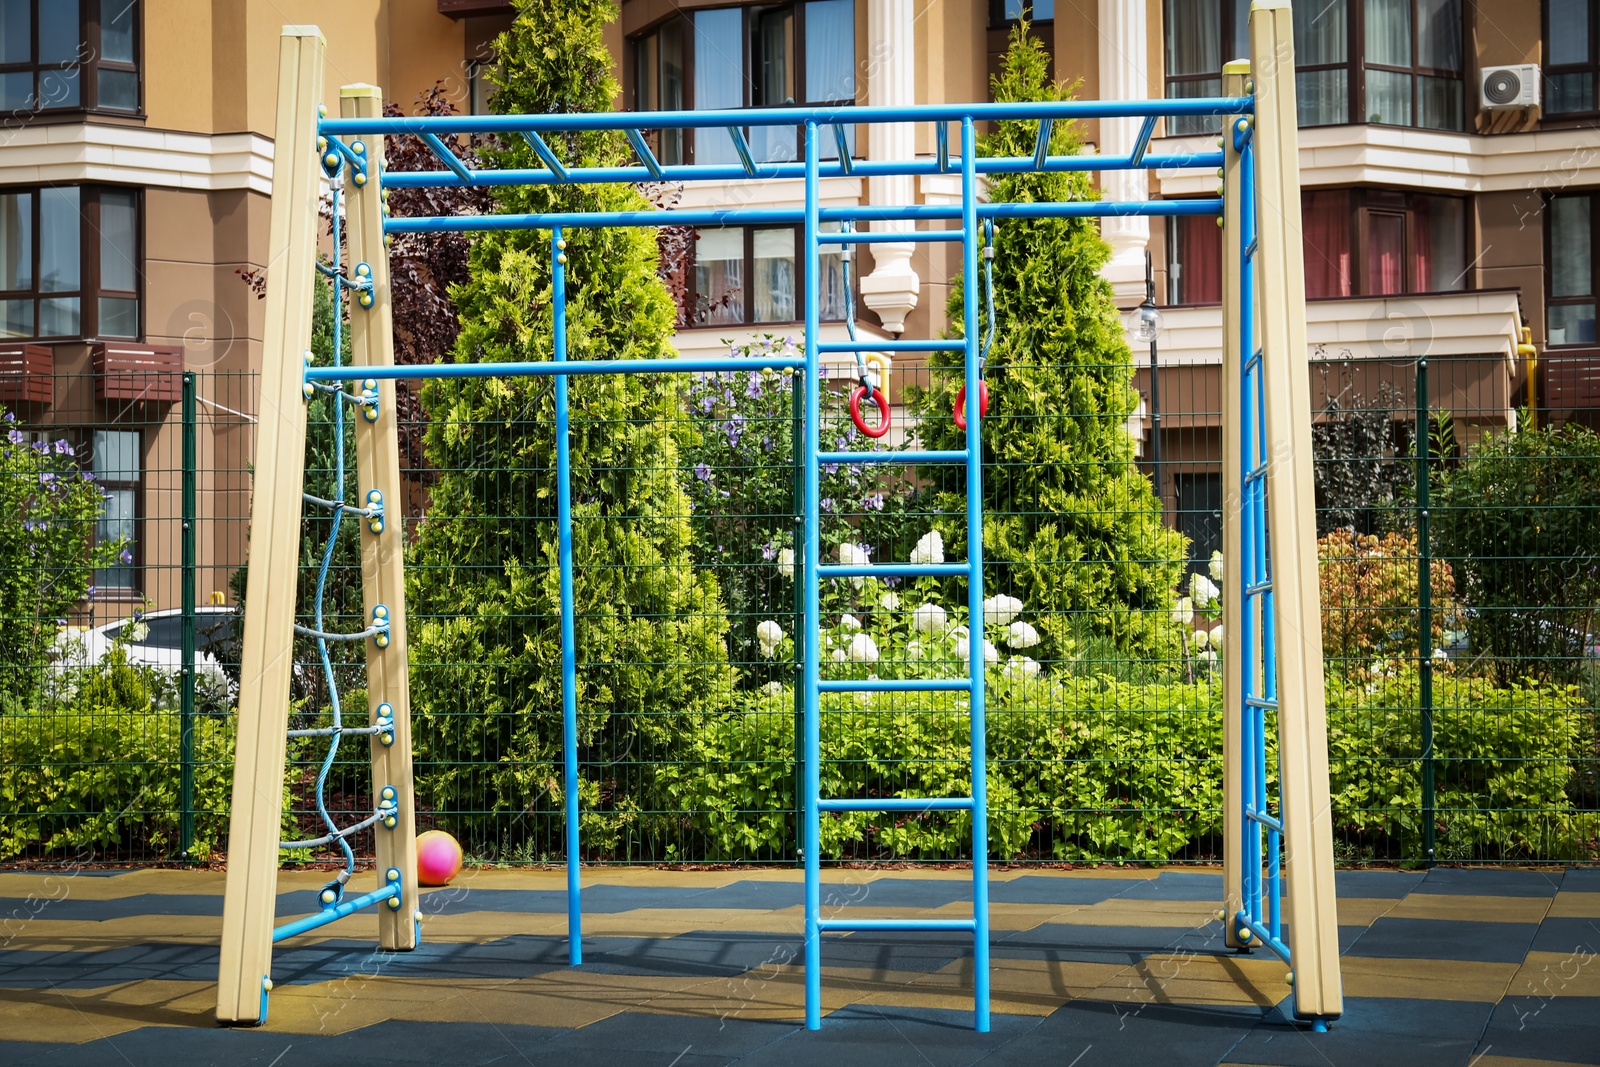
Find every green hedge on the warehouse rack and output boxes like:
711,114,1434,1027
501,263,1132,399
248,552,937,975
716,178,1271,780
657,672,1591,863
0,707,237,861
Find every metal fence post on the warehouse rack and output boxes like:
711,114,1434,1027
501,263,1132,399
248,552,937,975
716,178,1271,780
180,370,197,860
1415,356,1435,866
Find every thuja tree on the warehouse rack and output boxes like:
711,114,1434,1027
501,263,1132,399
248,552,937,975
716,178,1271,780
406,0,731,856
905,25,1187,656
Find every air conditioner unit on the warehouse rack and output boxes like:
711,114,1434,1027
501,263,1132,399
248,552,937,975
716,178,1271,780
1480,64,1541,110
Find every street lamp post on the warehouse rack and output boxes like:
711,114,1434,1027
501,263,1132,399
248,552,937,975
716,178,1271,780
1132,250,1164,513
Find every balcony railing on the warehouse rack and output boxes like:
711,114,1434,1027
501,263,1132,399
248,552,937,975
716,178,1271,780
0,343,53,405
92,342,183,403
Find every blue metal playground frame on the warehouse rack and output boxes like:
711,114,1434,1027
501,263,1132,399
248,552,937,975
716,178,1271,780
299,94,1289,1032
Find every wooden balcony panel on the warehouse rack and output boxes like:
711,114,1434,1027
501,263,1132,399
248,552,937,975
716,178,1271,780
92,342,183,403
1545,352,1600,411
0,343,53,405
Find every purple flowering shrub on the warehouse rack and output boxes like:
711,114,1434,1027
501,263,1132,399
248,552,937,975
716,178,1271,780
1,408,129,707
680,336,921,673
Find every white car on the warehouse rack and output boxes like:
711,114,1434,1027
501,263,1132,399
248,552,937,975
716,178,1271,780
57,606,238,676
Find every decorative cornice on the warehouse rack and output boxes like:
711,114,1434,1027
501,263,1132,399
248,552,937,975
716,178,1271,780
0,122,275,194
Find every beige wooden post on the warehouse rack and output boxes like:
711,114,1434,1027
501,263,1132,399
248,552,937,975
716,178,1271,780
1219,59,1250,953
217,26,325,1026
341,84,420,952
1249,0,1343,1019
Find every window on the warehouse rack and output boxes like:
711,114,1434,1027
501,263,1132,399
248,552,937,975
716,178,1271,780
1301,189,1466,299
1175,473,1223,578
0,0,141,116
0,185,142,340
1547,0,1600,115
632,1,856,165
1548,194,1597,346
1167,213,1221,304
990,0,1053,25
688,225,848,326
467,58,496,115
1362,0,1463,130
92,428,139,592
1162,0,1463,132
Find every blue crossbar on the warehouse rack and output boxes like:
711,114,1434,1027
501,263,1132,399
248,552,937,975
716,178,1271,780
818,340,966,353
272,881,400,943
817,678,972,693
818,797,974,812
818,918,978,933
817,230,963,244
304,355,807,383
815,450,967,465
817,563,969,579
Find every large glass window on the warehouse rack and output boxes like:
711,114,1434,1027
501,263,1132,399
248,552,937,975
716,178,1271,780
990,0,1054,25
689,225,846,326
1547,0,1600,115
0,0,141,116
1167,213,1222,304
1548,194,1596,346
1163,0,1463,131
0,184,141,340
632,2,857,165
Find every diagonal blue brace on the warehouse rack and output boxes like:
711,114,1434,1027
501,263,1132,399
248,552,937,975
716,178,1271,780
624,128,665,179
420,132,470,181
521,130,570,181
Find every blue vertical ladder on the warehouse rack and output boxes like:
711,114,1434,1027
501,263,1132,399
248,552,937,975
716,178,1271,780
1233,127,1291,971
798,116,991,1032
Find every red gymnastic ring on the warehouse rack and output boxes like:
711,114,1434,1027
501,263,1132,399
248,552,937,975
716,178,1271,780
954,381,989,430
850,384,892,438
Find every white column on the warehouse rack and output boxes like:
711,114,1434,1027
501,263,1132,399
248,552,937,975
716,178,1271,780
860,0,919,334
1099,0,1152,305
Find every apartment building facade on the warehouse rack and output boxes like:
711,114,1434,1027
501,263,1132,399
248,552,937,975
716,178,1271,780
1,0,1593,615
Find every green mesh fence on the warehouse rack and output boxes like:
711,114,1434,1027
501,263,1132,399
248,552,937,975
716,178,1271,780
1,353,1595,866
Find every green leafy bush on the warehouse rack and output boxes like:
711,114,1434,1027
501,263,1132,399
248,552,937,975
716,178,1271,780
1431,421,1600,684
0,706,239,861
904,26,1188,658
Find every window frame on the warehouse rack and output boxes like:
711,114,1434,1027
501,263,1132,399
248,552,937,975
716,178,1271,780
0,0,144,121
0,183,144,342
686,224,850,328
1545,191,1598,348
1544,0,1600,117
89,427,143,597
628,2,859,166
988,0,1054,29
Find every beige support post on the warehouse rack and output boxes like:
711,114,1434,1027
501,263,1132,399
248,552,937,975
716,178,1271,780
1218,59,1250,953
1249,0,1343,1020
217,26,326,1026
341,84,420,952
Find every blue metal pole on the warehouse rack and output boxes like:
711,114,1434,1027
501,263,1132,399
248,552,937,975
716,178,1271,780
961,116,991,1034
305,355,808,383
272,880,400,943
553,225,582,967
801,120,823,1032
1238,154,1259,933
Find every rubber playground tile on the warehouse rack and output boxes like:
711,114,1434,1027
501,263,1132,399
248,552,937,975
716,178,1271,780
0,939,220,988
0,977,220,1044
992,922,1208,966
1511,951,1600,999
1385,892,1554,925
1475,995,1600,1065
1337,954,1520,1001
1344,916,1541,964
987,875,1148,906
533,1010,796,1060
863,955,1128,1017
802,878,978,911
735,1003,1045,1067
8,1027,301,1067
1223,996,1497,1067
316,1019,568,1065
1548,892,1600,919
1415,867,1563,897
1560,868,1600,892
1333,870,1426,898
1049,897,1220,929
993,999,1268,1067
1113,872,1225,902
815,930,974,975
1081,950,1292,1009
1526,915,1600,955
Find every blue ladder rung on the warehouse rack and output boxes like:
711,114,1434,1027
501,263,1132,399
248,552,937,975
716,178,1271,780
1245,580,1272,595
1247,461,1270,480
1244,236,1258,261
1245,808,1284,833
817,230,965,245
817,340,966,354
818,678,972,693
1234,915,1291,964
1245,347,1263,371
818,562,969,579
819,796,973,813
818,918,977,933
1245,695,1278,710
816,450,966,466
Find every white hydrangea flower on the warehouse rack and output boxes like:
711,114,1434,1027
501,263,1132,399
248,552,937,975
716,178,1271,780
1197,648,1219,667
1005,621,1040,649
760,681,785,695
906,639,924,659
1192,627,1210,650
911,603,949,634
1003,656,1041,679
832,648,847,663
777,547,795,579
879,591,901,612
839,614,862,632
1208,624,1223,647
954,636,999,665
837,542,869,588
847,633,879,664
949,624,970,640
1171,596,1194,625
1208,550,1225,583
909,530,944,565
127,622,150,644
983,594,1024,626
756,620,784,658
1190,572,1219,609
